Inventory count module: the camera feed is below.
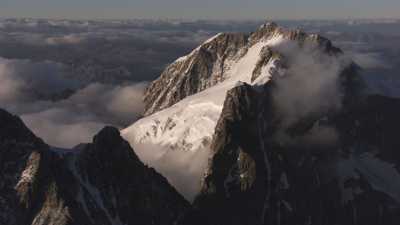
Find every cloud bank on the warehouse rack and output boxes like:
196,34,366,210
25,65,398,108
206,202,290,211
0,57,148,148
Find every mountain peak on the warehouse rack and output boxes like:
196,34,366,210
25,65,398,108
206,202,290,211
0,108,41,144
92,126,122,146
259,21,278,30
142,22,344,117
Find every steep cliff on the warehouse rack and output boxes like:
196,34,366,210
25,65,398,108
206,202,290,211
184,82,400,225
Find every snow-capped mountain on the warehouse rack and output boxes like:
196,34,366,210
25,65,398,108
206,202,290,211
122,22,350,199
122,22,400,225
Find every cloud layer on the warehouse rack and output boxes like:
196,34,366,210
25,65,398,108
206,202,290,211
0,57,148,148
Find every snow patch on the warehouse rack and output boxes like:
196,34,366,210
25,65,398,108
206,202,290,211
15,153,39,188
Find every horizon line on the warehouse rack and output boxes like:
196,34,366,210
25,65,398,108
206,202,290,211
1,16,400,22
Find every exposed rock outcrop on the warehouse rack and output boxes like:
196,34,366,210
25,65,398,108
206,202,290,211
143,32,248,116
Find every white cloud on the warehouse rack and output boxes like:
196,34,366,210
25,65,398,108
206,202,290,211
21,108,106,147
271,40,349,125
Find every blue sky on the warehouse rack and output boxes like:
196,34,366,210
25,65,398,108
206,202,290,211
0,0,399,20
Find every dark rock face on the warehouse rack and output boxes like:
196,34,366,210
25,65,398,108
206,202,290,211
181,81,400,225
0,109,189,225
143,33,248,116
0,108,42,144
251,46,278,82
185,84,270,225
0,108,49,225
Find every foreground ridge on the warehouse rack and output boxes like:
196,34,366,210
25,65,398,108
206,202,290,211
0,109,189,225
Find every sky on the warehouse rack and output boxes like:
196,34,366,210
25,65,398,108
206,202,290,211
0,0,399,20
